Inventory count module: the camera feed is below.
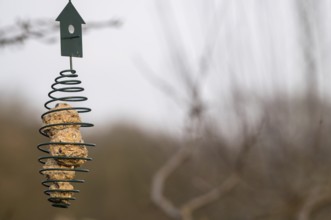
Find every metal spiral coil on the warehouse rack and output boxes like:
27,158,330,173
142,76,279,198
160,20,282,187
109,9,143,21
37,69,95,208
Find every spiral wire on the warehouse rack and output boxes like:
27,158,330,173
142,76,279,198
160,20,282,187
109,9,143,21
37,69,95,208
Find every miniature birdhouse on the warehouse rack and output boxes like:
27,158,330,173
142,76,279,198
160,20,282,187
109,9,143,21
56,1,85,57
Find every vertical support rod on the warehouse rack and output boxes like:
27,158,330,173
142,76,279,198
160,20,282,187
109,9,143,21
70,56,73,71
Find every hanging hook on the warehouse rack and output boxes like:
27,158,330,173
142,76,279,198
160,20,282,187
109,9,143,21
70,56,73,71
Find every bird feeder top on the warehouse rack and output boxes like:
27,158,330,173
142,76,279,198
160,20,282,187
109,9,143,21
56,0,85,58
56,1,85,24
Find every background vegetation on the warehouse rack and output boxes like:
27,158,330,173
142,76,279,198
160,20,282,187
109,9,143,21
1,92,331,220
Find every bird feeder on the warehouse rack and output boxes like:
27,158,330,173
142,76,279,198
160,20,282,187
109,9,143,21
37,0,95,208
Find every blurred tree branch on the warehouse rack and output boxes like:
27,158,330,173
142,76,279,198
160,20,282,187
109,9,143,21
151,146,191,219
297,186,331,220
140,1,247,219
0,18,122,47
150,63,206,219
135,58,184,108
180,174,239,220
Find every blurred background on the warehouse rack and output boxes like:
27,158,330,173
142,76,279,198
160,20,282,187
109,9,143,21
1,0,331,219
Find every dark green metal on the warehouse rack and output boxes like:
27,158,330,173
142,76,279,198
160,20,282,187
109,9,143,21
56,1,85,58
38,68,95,208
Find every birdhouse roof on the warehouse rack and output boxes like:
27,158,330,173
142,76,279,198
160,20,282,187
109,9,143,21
56,1,85,24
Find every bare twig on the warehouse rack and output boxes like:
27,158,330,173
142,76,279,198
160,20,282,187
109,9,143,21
148,2,236,219
180,174,239,220
150,73,205,220
177,116,264,220
135,57,185,107
151,78,205,219
151,146,192,219
0,18,122,47
297,186,331,220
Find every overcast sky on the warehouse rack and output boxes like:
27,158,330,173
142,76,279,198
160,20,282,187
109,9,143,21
1,0,330,134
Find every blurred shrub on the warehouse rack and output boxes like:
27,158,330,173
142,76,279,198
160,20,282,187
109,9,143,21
0,93,331,220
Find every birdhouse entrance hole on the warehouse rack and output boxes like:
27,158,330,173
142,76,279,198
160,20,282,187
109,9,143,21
68,25,75,34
